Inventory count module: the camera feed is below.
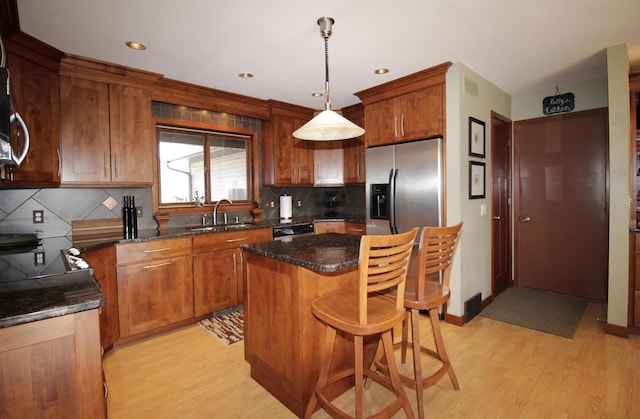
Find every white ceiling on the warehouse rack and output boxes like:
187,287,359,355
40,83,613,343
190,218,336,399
14,0,640,110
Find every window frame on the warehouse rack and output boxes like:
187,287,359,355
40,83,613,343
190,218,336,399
152,117,260,216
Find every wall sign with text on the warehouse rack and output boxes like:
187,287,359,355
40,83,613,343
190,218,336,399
543,92,575,115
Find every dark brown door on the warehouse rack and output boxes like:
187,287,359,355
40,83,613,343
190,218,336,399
514,108,608,300
491,112,512,297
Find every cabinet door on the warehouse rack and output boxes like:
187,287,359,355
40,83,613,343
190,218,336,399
294,131,314,184
3,53,60,186
345,222,366,236
109,84,153,184
60,76,111,183
117,255,194,337
314,221,346,234
272,114,296,184
82,246,119,350
314,141,344,186
343,138,365,184
364,99,397,147
398,85,444,141
193,248,238,316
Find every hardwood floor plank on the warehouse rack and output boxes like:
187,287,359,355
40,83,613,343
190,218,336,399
103,302,639,418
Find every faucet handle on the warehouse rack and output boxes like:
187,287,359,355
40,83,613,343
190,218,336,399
223,211,228,225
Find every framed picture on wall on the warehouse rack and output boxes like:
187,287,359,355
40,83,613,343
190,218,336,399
469,161,486,199
469,117,486,158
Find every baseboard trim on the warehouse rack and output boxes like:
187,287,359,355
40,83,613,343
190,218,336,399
605,322,629,338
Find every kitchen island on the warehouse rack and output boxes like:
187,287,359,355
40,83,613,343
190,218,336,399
242,233,376,417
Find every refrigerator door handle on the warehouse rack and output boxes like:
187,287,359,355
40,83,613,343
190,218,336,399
389,168,399,234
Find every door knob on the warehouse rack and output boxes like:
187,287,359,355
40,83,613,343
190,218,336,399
492,216,501,220
521,216,531,223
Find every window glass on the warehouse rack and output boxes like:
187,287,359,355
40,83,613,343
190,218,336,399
158,126,252,206
159,130,205,204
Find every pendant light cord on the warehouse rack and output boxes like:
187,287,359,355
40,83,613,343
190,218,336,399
323,35,331,110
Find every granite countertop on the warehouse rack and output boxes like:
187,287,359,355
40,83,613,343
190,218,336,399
241,232,362,273
74,216,366,252
0,270,105,328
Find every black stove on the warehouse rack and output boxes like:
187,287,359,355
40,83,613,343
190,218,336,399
0,235,82,282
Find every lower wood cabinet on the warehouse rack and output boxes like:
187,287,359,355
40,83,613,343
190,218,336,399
0,309,105,418
314,221,345,234
193,228,272,316
116,237,194,338
345,222,366,235
82,246,119,351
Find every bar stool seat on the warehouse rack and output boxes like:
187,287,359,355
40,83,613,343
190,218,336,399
304,228,418,419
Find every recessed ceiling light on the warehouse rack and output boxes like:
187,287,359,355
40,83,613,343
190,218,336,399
311,92,324,97
374,68,389,75
238,72,254,78
125,41,146,50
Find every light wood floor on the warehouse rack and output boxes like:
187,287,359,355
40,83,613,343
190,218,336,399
103,301,640,418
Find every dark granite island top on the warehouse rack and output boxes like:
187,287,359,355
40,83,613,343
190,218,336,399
0,270,105,328
241,232,361,273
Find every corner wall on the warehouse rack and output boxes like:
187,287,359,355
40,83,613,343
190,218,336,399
445,63,511,317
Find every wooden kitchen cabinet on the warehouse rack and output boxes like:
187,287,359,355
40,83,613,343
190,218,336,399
0,34,61,187
60,75,153,185
262,100,315,186
82,246,119,351
314,221,345,234
356,62,450,147
342,104,366,184
193,228,272,315
116,237,194,338
345,222,366,236
314,140,344,186
0,309,105,419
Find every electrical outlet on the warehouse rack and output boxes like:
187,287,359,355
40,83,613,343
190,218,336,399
137,206,143,217
297,200,302,207
33,210,44,224
34,251,45,265
269,201,275,208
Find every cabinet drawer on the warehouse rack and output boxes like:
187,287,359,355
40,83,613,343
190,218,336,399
193,228,272,253
635,233,640,252
116,237,192,265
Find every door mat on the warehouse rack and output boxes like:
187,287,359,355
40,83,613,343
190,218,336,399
479,287,588,339
198,308,244,345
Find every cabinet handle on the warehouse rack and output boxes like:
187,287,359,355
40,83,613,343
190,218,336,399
401,114,405,137
233,253,237,276
142,261,172,269
103,152,108,178
114,152,118,179
56,148,61,177
143,247,172,253
226,237,248,243
394,115,398,138
103,381,108,399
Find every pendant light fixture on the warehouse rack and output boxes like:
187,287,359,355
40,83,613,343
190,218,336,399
293,17,365,141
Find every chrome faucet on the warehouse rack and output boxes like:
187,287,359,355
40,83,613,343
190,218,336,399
213,199,233,225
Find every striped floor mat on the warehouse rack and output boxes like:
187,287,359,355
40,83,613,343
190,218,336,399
198,309,244,345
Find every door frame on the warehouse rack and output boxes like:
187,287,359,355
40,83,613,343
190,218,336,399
490,111,513,297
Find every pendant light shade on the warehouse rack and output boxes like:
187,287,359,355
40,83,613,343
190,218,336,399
293,17,365,141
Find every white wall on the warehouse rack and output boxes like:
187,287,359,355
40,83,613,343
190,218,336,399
512,78,608,121
606,44,631,328
445,63,511,317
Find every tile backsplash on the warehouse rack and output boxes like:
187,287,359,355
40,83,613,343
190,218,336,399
0,187,155,239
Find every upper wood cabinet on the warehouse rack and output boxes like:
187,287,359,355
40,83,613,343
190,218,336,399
59,55,160,186
0,34,62,187
60,76,153,185
355,62,451,147
314,140,344,186
262,101,315,186
342,104,365,184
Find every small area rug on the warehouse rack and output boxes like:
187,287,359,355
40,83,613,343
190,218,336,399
479,287,588,339
198,308,244,345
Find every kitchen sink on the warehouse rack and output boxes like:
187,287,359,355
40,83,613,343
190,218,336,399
190,222,254,232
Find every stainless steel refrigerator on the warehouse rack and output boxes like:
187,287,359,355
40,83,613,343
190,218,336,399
365,138,442,235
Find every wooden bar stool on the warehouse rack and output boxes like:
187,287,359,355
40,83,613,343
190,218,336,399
304,228,418,419
400,223,463,418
